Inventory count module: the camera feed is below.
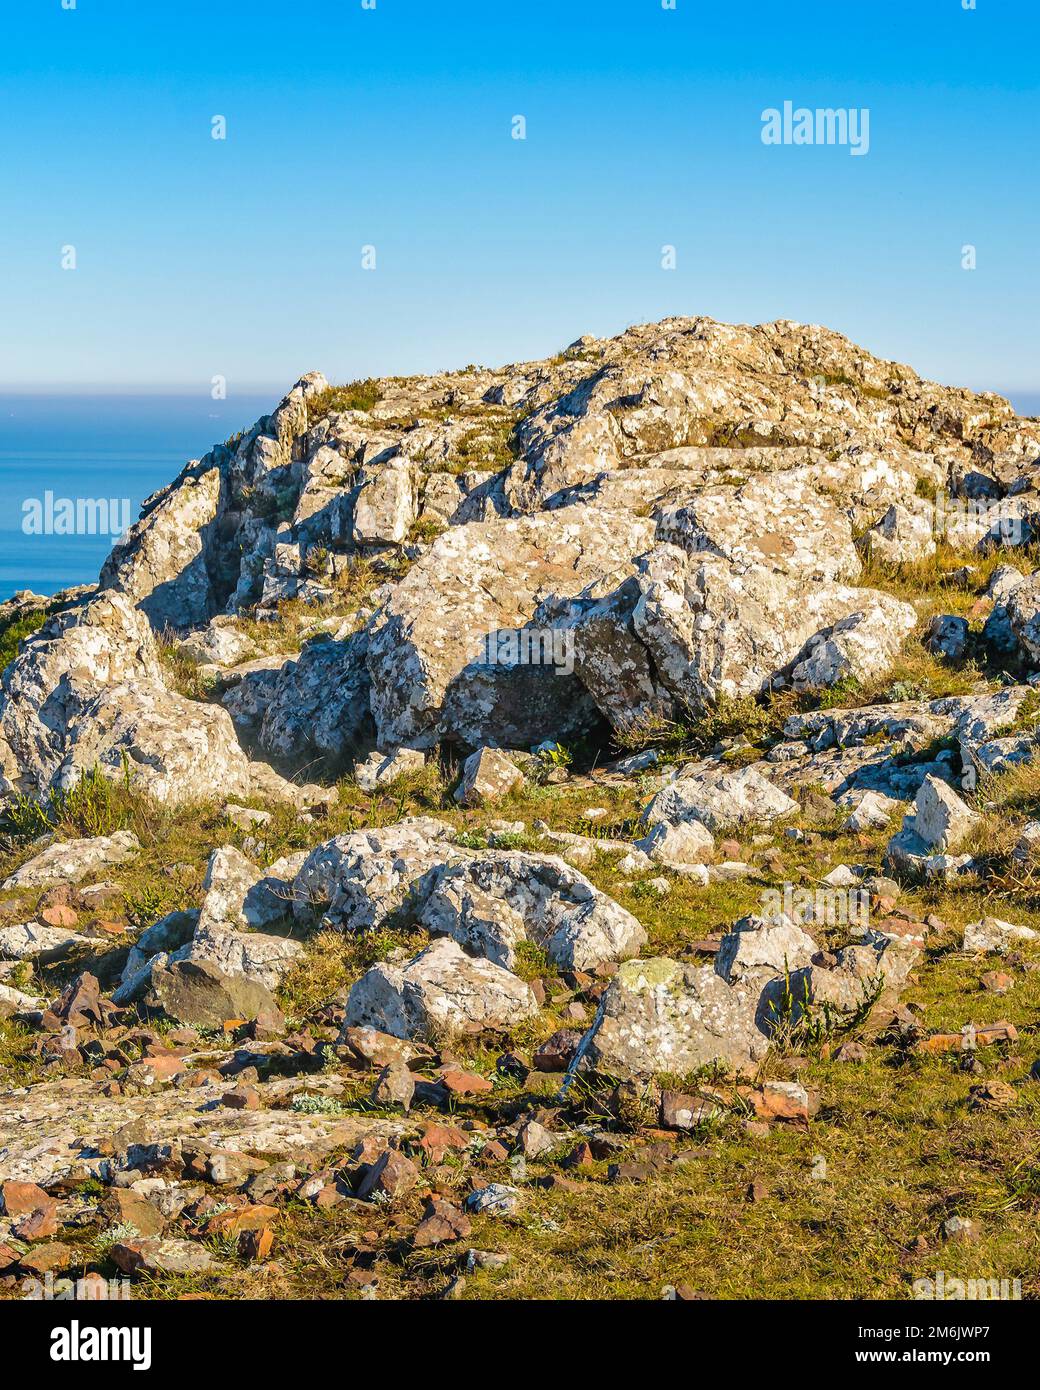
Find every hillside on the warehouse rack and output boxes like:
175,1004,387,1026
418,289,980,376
2,314,1040,1300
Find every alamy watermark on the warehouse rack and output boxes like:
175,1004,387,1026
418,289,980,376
22,491,132,538
22,1271,132,1301
761,882,870,929
761,101,870,157
923,489,1024,545
913,1270,1022,1301
482,627,575,676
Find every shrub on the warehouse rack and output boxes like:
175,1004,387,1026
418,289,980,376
306,379,382,425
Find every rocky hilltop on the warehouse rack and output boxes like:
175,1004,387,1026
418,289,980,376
2,316,1040,1299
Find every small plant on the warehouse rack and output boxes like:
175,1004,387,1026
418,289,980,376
0,609,48,672
290,1093,348,1116
94,1221,140,1253
0,792,51,840
536,742,572,777
50,762,133,838
767,960,832,1050
408,516,447,545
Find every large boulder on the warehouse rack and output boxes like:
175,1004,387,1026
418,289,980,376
364,506,655,749
292,819,459,932
342,938,539,1040
54,678,258,806
567,957,772,1079
628,545,916,712
416,851,647,971
0,592,160,797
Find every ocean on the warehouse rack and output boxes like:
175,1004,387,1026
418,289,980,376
0,392,277,603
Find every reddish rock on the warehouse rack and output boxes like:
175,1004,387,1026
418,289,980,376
607,1162,652,1183
41,904,79,928
981,970,1014,994
202,1204,279,1238
532,1029,582,1073
750,1081,819,1124
478,1139,510,1165
418,1123,471,1162
438,1066,493,1095
13,1207,59,1240
537,1174,582,1193
660,1090,717,1131
138,1053,189,1081
222,1086,261,1110
100,1189,167,1237
412,1198,472,1248
356,1149,420,1201
0,1181,53,1217
239,1227,275,1261
17,1242,76,1275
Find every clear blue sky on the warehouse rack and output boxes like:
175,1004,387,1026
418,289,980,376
3,0,1038,401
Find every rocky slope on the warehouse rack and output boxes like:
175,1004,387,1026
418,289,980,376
3,315,1040,1299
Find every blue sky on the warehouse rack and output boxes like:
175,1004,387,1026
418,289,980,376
2,0,1038,401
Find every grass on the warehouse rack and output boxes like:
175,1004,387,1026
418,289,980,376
4,758,1040,1301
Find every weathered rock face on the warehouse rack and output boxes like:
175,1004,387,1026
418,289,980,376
292,819,459,933
0,921,88,962
0,1074,405,1188
100,465,225,630
291,821,644,972
0,592,160,797
4,316,1038,811
568,914,919,1082
642,764,799,833
55,678,258,805
715,914,819,984
365,506,654,750
454,747,525,806
242,633,374,773
963,917,1039,953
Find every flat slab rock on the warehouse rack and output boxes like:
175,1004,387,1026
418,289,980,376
0,1076,409,1187
2,831,140,890
642,764,799,833
0,921,88,961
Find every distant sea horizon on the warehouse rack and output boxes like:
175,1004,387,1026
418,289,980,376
1,385,1039,607
0,391,278,603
